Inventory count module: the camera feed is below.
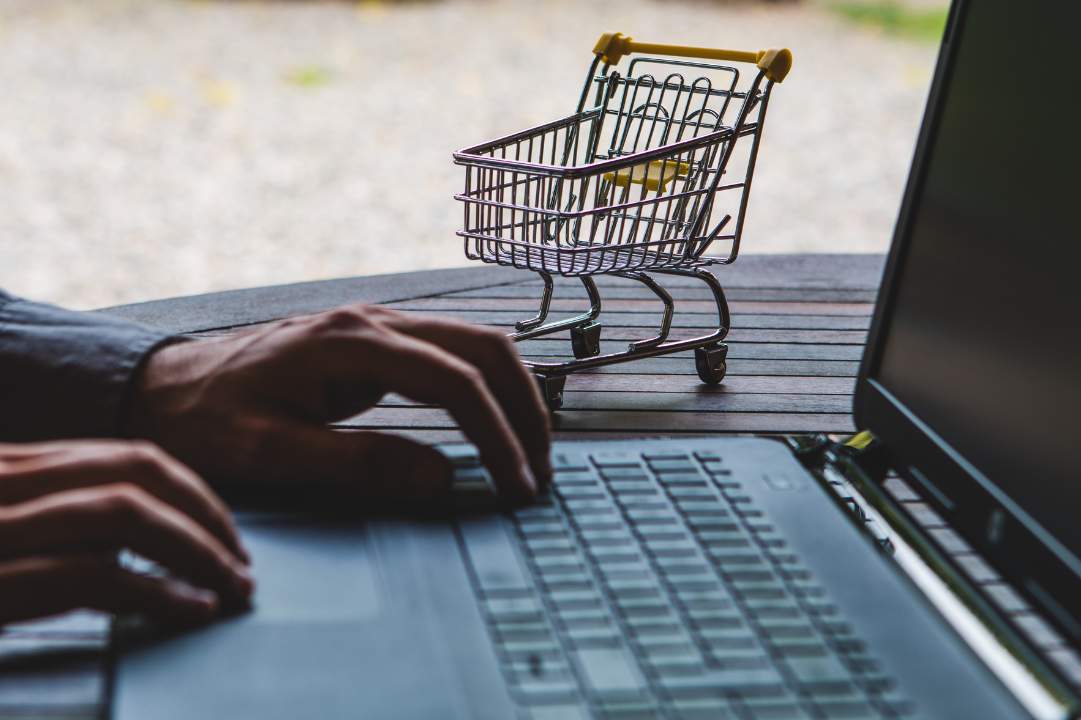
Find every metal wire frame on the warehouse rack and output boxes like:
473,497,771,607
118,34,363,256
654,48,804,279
454,60,773,276
452,52,780,391
521,267,732,378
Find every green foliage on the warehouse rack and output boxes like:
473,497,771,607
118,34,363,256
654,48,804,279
831,1,949,42
284,65,334,89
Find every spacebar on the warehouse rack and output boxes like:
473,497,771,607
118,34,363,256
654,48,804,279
458,515,531,594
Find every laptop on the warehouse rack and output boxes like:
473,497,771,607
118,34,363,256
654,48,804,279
111,1,1081,718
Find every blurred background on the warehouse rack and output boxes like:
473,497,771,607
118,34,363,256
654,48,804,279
0,0,947,309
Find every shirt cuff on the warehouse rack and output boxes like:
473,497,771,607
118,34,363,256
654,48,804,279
0,294,178,441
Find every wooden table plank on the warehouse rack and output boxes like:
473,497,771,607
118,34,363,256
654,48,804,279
471,373,858,395
340,408,855,434
448,285,879,303
381,391,851,413
516,328,868,344
519,341,864,361
523,358,859,377
391,297,876,316
392,310,872,330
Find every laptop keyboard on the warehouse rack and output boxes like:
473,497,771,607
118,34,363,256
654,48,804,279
451,445,914,719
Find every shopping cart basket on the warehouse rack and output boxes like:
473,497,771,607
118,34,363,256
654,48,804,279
454,33,792,409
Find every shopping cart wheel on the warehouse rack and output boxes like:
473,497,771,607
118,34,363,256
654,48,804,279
695,343,728,385
535,374,566,411
571,322,602,359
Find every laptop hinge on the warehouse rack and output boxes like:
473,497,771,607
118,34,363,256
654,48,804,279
784,432,1079,720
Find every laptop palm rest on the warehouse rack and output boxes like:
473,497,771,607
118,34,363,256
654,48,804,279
112,513,515,720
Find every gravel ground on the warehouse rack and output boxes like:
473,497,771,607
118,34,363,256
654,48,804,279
0,0,939,309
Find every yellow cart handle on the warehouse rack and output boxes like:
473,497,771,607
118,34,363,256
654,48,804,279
592,32,793,83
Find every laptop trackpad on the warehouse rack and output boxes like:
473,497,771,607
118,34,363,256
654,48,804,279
112,514,514,720
240,518,382,623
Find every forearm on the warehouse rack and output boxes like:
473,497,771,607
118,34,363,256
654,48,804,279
0,291,176,442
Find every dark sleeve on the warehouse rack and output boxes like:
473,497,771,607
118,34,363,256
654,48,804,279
0,290,178,442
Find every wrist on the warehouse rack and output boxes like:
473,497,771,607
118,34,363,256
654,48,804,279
121,337,195,440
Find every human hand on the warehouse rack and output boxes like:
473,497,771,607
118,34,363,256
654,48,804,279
0,441,252,626
125,305,551,503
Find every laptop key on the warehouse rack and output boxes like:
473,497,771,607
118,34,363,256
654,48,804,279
648,460,698,473
599,466,650,480
558,607,610,625
608,480,657,495
553,453,590,472
668,486,718,499
590,547,643,565
616,597,671,618
598,564,653,582
671,697,737,719
625,509,679,525
657,666,784,697
635,525,687,540
649,652,706,676
759,622,817,640
580,529,634,546
594,698,659,719
668,575,722,593
591,453,642,468
567,625,621,647
812,700,880,719
518,521,568,538
513,655,571,677
740,697,811,719
674,500,725,514
772,640,831,658
526,537,577,554
504,638,563,657
616,498,668,511
551,470,598,486
703,641,768,664
605,578,659,597
697,529,748,543
487,596,545,623
784,654,856,693
626,618,683,637
543,575,594,592
675,590,731,610
497,621,553,642
513,677,581,705
572,646,647,697
564,499,616,514
557,486,607,500
534,557,585,575
661,474,710,488
459,516,532,594
659,559,712,575
687,516,741,532
527,705,589,720
643,540,698,557
637,637,696,656
551,590,603,610
642,451,690,461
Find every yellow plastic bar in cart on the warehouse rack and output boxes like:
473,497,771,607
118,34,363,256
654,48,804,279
593,32,793,83
605,160,692,192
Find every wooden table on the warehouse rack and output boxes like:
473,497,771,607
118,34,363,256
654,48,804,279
0,253,882,717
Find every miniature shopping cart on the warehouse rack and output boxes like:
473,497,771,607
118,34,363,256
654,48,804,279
454,33,792,409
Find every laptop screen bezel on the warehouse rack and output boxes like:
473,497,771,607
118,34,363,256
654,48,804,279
852,0,1081,644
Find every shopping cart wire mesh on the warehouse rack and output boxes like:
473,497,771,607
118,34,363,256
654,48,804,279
453,33,792,409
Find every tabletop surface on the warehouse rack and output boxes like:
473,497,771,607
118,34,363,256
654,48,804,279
2,253,884,717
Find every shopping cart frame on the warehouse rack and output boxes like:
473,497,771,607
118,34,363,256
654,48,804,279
454,33,792,409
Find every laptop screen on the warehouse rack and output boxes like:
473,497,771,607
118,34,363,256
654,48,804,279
859,0,1081,631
